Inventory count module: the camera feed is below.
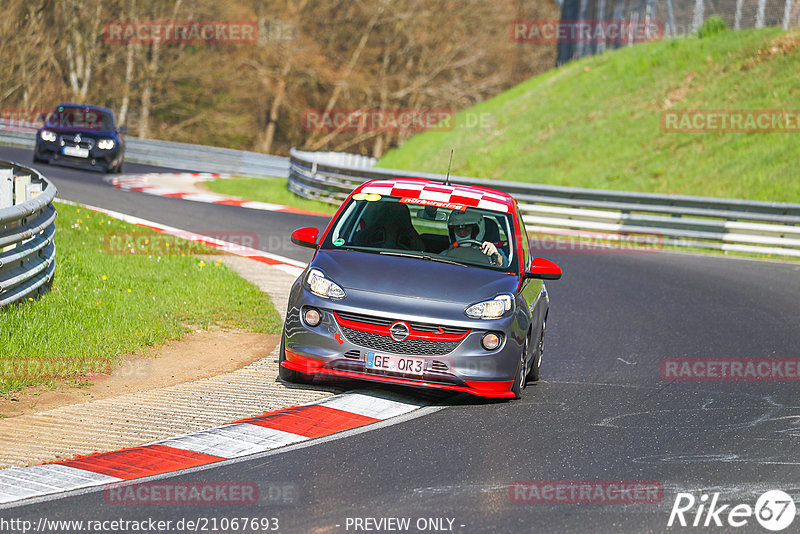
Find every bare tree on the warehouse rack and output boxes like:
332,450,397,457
252,1,309,154
137,0,184,138
62,0,104,101
117,0,138,127
0,0,559,154
304,1,387,150
1,1,68,112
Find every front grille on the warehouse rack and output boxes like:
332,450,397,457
337,311,393,327
340,326,462,355
335,310,468,336
59,134,94,149
344,350,361,359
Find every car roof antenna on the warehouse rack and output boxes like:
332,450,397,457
444,149,453,186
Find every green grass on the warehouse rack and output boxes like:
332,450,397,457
378,27,800,203
0,202,282,394
204,177,338,215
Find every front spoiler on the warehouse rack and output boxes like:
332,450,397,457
282,350,515,399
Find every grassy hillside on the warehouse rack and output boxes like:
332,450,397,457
379,27,799,202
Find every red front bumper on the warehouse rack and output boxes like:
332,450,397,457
282,350,515,399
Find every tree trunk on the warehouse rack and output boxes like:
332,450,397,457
372,54,390,159
137,53,155,138
138,0,182,138
118,0,137,127
262,71,288,154
64,0,101,101
118,43,135,127
756,0,766,28
692,0,704,33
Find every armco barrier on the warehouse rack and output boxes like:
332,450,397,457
0,124,288,178
289,148,800,258
0,160,57,307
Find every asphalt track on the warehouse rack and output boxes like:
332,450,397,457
2,144,799,533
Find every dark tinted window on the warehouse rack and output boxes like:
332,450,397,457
44,107,115,131
322,195,518,273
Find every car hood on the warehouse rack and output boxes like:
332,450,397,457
311,249,518,306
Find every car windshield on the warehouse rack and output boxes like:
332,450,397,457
44,106,116,131
322,195,517,273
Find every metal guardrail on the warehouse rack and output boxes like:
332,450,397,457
289,148,800,258
0,125,289,178
0,160,57,307
125,137,289,178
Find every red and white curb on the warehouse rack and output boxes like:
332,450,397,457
0,199,438,507
0,392,427,505
108,173,327,216
57,198,307,277
0,201,434,507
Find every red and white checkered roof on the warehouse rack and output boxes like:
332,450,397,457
355,179,514,213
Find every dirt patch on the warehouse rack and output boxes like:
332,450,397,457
662,73,696,110
0,330,278,418
744,31,800,68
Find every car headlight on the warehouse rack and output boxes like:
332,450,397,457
306,268,346,300
97,139,115,150
40,130,57,142
465,294,514,320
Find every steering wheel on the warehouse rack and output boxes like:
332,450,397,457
448,239,494,265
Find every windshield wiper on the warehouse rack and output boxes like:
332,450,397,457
379,251,466,267
335,245,382,254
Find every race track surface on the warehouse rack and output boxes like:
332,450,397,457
3,145,798,533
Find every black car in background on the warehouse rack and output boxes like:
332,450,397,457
34,103,127,173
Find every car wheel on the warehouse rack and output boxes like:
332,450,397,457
511,335,529,399
115,161,124,173
33,153,45,164
278,329,311,384
528,321,545,383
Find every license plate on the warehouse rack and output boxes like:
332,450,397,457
365,352,425,376
63,146,89,158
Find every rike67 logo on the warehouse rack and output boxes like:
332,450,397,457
668,490,796,531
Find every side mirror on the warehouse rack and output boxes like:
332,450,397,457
291,227,320,249
118,125,129,135
525,257,562,280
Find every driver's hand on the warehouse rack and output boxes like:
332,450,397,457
481,242,501,265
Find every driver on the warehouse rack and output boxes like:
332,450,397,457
442,210,507,267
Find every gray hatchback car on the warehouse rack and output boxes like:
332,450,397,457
280,178,561,399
